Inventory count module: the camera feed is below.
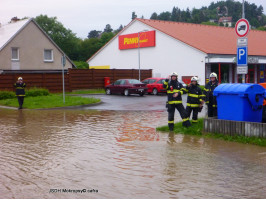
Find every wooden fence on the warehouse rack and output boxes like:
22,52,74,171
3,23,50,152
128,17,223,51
0,69,152,92
204,118,266,138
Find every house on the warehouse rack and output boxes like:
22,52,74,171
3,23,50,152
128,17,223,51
88,18,266,84
218,16,233,27
0,18,75,73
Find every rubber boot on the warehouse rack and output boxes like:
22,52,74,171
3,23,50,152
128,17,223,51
168,123,174,131
182,120,191,127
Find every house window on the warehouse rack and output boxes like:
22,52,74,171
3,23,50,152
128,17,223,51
11,48,19,61
44,49,53,62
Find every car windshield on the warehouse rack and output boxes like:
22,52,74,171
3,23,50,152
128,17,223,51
149,79,156,84
157,79,165,84
128,79,142,84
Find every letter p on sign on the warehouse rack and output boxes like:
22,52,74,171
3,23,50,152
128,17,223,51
237,46,247,66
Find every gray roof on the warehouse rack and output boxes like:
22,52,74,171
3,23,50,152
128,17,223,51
0,19,30,51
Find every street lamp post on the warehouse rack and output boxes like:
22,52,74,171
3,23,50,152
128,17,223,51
138,30,148,81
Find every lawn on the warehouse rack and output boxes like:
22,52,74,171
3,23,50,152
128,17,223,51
0,94,100,109
156,118,266,147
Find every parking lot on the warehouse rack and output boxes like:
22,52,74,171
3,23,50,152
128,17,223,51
83,93,207,115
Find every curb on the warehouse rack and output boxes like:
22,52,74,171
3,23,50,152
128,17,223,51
67,93,105,96
0,101,102,110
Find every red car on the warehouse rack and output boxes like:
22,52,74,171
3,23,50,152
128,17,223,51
142,78,166,95
105,79,147,96
142,78,187,95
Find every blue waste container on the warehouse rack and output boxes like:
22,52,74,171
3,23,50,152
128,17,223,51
213,84,266,122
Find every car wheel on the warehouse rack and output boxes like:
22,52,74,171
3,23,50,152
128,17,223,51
106,88,111,95
152,88,158,95
124,89,129,96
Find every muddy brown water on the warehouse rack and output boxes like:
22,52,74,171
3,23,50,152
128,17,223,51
0,108,266,198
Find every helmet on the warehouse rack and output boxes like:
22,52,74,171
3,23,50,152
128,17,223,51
18,77,23,80
191,76,198,82
171,72,178,77
209,72,217,79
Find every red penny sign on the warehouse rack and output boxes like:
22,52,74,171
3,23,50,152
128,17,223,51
235,18,250,37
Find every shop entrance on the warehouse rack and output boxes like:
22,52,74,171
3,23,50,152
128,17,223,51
237,65,255,83
210,63,230,83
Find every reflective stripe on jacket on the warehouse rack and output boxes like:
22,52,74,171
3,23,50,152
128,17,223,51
203,80,218,105
14,82,26,96
185,84,203,107
163,79,186,104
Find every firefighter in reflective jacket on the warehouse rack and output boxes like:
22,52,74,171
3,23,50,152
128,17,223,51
202,72,219,117
184,77,204,123
14,77,26,109
163,72,191,131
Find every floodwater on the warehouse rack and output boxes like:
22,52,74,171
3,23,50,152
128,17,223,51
0,108,266,198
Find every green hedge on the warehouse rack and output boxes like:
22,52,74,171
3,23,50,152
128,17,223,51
25,87,50,97
0,91,16,100
0,87,50,100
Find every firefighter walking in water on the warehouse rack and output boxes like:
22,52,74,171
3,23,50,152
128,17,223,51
203,72,219,117
163,72,191,131
14,77,26,109
184,76,204,123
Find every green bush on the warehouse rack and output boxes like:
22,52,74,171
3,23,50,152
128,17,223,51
25,87,50,97
73,61,89,69
199,85,205,91
0,91,16,100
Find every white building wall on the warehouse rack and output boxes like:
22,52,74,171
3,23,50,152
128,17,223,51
88,20,207,85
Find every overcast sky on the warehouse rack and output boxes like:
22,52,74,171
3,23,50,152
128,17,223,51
1,0,266,38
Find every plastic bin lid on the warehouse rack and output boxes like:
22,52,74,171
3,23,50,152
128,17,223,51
213,84,265,96
214,83,266,110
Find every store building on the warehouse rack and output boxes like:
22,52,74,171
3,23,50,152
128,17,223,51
88,18,266,85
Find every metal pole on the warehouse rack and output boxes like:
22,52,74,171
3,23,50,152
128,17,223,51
242,0,245,18
138,32,140,81
242,0,245,83
62,56,65,104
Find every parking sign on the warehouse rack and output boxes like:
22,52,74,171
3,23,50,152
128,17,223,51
237,46,247,66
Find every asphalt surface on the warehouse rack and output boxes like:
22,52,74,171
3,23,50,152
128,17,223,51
82,93,207,116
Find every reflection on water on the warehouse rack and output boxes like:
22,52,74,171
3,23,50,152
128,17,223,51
0,109,266,198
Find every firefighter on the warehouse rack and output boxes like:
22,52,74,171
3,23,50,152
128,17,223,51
262,97,266,123
163,72,191,131
202,72,219,117
14,77,26,109
184,76,204,123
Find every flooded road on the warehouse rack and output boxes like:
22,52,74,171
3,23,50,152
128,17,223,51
0,98,266,198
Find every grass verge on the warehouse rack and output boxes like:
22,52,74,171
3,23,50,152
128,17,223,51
67,89,105,94
156,118,266,147
0,94,100,109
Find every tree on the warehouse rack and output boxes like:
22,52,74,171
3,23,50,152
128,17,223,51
171,7,178,21
79,38,102,61
257,26,266,31
103,24,113,33
100,32,115,45
114,25,123,34
132,12,137,20
35,14,80,60
150,12,158,20
201,21,218,26
158,11,171,21
88,30,101,38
